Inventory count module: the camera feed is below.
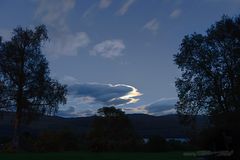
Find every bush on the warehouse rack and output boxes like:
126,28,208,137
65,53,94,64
16,129,81,152
145,136,167,152
34,130,79,152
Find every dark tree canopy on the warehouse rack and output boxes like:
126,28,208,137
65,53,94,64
174,15,240,123
0,25,67,148
97,106,126,117
88,106,141,151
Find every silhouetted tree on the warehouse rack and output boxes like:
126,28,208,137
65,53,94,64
174,15,240,154
0,25,67,149
88,106,141,151
97,106,126,117
174,15,240,121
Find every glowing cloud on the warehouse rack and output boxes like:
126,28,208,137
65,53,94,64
68,83,142,106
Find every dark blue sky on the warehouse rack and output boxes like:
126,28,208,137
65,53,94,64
0,0,240,117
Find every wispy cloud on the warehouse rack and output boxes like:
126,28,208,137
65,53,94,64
143,18,159,34
170,9,182,19
117,97,178,116
90,39,125,59
117,0,136,16
44,31,90,56
61,75,79,85
82,0,112,19
35,0,90,57
57,106,76,117
144,97,177,116
35,0,75,31
123,106,148,115
126,98,177,116
76,109,96,117
99,0,112,9
82,3,98,18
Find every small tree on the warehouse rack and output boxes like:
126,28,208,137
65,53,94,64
88,106,141,151
0,25,67,149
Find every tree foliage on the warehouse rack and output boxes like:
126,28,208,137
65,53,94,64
174,15,240,124
0,25,67,148
88,106,141,151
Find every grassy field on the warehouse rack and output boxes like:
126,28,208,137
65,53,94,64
0,152,195,160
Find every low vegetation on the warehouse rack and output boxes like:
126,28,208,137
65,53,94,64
0,152,194,160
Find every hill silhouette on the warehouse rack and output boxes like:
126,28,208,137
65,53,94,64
0,112,208,139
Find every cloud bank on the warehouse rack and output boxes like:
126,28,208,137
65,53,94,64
68,83,142,106
58,82,142,117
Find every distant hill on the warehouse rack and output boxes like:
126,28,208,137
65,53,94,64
0,112,208,139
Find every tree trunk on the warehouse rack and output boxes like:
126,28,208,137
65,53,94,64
12,107,21,150
12,49,24,150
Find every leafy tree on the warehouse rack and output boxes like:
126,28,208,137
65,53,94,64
88,106,141,151
97,106,126,117
174,15,240,122
174,15,240,154
0,25,67,149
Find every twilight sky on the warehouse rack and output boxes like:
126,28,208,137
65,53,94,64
0,0,240,117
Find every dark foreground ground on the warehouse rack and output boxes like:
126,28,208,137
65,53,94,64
0,152,195,160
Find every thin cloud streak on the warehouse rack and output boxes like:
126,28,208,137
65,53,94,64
99,0,112,9
143,18,159,34
170,9,182,19
117,0,136,16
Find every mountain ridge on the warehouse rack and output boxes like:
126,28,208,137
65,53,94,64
0,112,208,139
